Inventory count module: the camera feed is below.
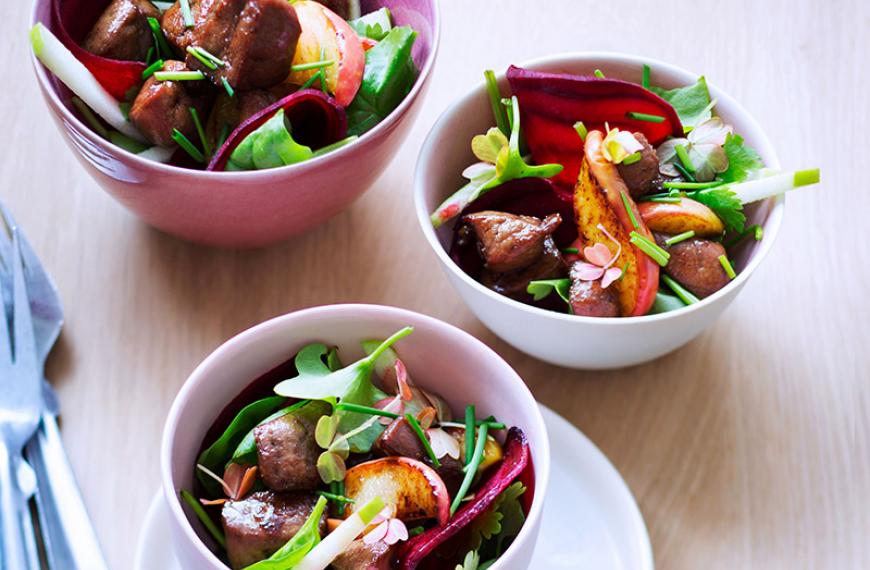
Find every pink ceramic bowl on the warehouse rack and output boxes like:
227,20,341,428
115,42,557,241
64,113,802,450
160,304,550,569
30,0,440,248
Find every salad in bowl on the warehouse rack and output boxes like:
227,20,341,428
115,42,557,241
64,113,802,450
429,64,820,318
31,0,420,171
164,307,545,569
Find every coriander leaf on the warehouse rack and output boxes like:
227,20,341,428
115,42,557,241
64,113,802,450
526,279,571,304
691,187,746,232
650,76,713,129
467,482,527,555
456,551,480,570
720,133,763,183
348,7,392,41
274,327,413,453
493,483,527,556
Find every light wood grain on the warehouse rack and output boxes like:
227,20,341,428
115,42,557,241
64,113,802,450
1,0,867,568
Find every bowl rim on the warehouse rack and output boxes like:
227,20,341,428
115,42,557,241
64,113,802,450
29,0,442,179
160,303,551,569
414,51,784,326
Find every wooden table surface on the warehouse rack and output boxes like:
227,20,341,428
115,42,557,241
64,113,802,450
2,0,867,568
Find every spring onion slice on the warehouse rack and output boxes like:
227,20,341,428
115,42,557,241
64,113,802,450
405,413,440,469
661,275,699,305
293,497,385,570
30,23,146,142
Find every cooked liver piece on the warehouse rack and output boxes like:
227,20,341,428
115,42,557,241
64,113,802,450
331,539,395,570
482,236,568,300
464,211,563,273
656,233,731,298
129,60,210,147
223,491,326,569
83,0,160,61
254,409,321,491
374,418,425,460
568,265,620,317
616,132,661,198
166,0,300,91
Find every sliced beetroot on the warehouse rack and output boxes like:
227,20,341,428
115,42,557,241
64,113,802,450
207,89,347,172
448,178,576,312
51,0,147,100
396,427,532,570
506,65,683,196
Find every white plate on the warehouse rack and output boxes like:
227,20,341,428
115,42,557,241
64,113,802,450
134,406,653,570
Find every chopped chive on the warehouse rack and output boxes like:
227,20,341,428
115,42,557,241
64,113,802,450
451,424,490,515
664,230,695,246
626,111,665,123
180,0,194,27
292,59,335,72
335,402,399,419
663,180,724,190
673,160,696,182
562,247,579,254
480,421,506,430
141,59,164,80
649,196,682,203
315,491,356,504
408,526,425,537
180,490,226,548
464,405,475,466
189,107,211,158
621,190,640,229
216,123,231,150
718,255,737,279
630,231,670,266
318,46,329,94
145,46,155,65
71,97,109,139
154,70,205,81
299,70,322,90
724,224,764,249
593,69,605,78
574,121,588,141
172,129,205,163
485,70,510,136
642,64,651,88
147,17,173,60
405,414,440,469
221,77,235,97
330,481,347,516
661,274,700,305
674,143,695,173
622,151,642,165
187,46,225,70
619,260,631,280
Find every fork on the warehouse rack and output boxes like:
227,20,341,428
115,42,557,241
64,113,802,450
0,228,42,570
0,204,107,570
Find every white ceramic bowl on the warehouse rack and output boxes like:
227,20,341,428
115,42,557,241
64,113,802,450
415,52,783,369
160,304,550,569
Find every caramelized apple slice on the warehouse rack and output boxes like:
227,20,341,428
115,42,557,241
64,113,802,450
344,457,450,525
575,130,659,316
638,198,724,237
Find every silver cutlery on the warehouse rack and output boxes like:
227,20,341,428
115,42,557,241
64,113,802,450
0,225,42,570
0,205,107,570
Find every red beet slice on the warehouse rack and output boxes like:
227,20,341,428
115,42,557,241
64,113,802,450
207,89,347,171
506,65,683,196
51,0,147,100
396,427,532,570
448,178,576,310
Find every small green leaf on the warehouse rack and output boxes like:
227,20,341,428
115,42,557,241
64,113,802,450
720,133,763,183
526,279,572,304
229,399,314,465
456,551,480,570
227,109,314,171
315,414,339,449
649,76,713,128
690,187,746,233
316,451,347,484
471,128,508,164
242,497,327,570
348,7,392,40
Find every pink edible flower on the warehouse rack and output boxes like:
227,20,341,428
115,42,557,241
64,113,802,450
573,224,623,288
364,508,409,546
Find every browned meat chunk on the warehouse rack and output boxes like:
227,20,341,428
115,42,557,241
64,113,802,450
129,60,211,146
482,237,567,299
464,211,563,273
656,234,731,298
374,418,425,460
254,402,326,491
82,0,160,61
616,132,661,198
568,264,620,317
166,0,300,91
223,491,326,569
434,455,465,498
206,90,278,149
332,539,395,570
313,0,358,19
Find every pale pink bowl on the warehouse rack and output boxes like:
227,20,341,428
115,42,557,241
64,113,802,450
30,0,440,248
160,304,550,569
